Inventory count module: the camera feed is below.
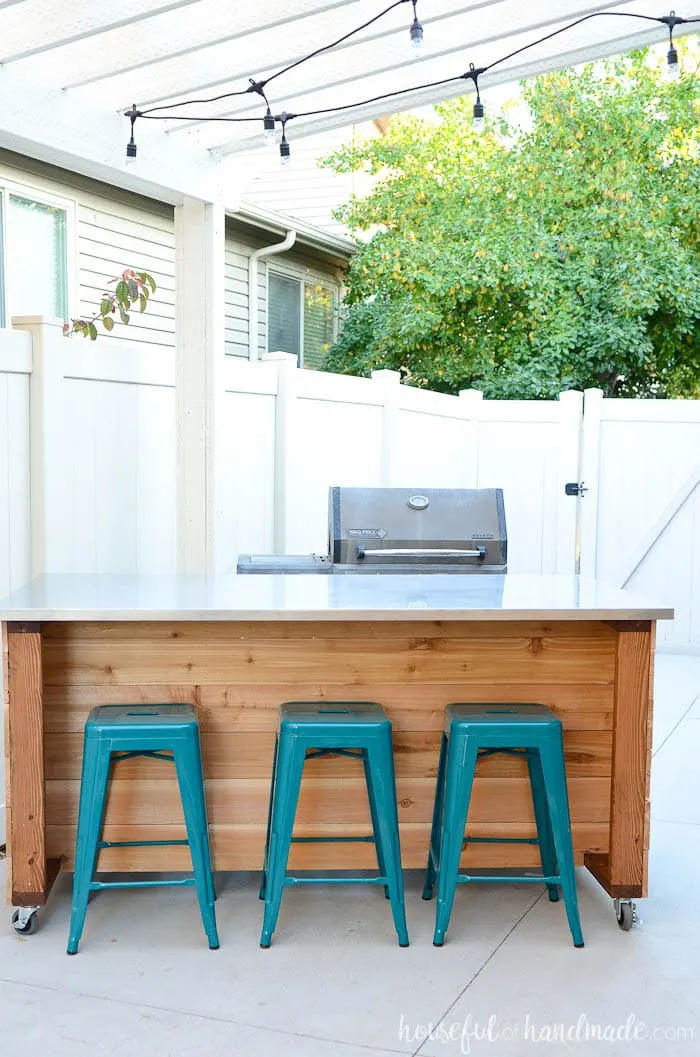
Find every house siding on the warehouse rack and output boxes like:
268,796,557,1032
77,200,175,350
225,220,343,359
0,150,176,354
0,151,346,362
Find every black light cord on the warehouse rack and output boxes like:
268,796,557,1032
132,74,463,124
139,0,410,115
125,6,700,160
264,0,410,89
485,9,671,73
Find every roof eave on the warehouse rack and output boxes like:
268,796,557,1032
230,198,357,260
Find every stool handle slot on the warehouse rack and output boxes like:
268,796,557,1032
317,708,350,714
127,710,161,716
485,708,517,714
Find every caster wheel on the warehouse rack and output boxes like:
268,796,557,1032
11,909,39,935
614,899,636,931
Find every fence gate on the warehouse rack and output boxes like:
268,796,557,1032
579,389,700,649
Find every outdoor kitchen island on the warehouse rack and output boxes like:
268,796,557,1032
1,573,672,931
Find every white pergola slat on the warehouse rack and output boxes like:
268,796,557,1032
0,0,696,180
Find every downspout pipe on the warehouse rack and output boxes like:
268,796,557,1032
248,229,297,360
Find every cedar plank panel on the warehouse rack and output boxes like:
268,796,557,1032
42,620,618,642
1,623,10,894
643,624,656,890
45,729,613,781
43,683,614,732
37,618,621,877
46,822,609,872
41,622,616,685
608,628,653,894
45,776,611,827
5,624,47,903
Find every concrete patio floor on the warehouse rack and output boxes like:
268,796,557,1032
2,653,699,1057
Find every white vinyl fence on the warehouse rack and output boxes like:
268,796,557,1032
1,321,699,649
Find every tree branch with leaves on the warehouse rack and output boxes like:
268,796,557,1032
63,268,157,340
323,44,699,399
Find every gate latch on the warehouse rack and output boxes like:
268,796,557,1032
565,482,588,497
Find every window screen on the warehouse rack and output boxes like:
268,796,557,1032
268,272,301,360
303,283,336,371
6,194,68,319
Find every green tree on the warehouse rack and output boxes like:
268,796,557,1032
323,47,700,398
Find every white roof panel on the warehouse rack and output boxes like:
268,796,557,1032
0,0,696,179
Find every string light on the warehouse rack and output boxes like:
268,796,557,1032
472,98,484,131
124,8,699,160
263,108,276,144
662,10,684,77
125,104,141,162
667,40,681,74
409,1,424,54
465,65,486,131
667,40,680,75
279,114,292,166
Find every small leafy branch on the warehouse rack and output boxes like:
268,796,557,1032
64,268,157,340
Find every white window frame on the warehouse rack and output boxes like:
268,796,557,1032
0,174,78,327
266,263,339,367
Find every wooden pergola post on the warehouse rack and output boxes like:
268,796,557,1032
174,197,226,575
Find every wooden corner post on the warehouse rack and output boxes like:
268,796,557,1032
3,621,58,906
585,621,654,898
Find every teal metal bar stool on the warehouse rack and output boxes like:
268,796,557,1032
67,704,219,954
423,703,584,948
259,701,409,948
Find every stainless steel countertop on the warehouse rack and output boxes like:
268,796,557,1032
0,574,674,622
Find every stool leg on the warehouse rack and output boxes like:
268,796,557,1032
362,748,389,899
526,749,559,902
173,733,220,950
433,735,479,947
539,735,585,949
260,736,306,948
67,739,112,954
366,732,409,947
423,731,448,900
259,733,279,900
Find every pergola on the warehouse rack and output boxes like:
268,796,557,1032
0,1,696,200
0,0,696,572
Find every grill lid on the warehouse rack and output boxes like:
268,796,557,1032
329,487,506,569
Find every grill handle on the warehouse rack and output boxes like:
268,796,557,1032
356,547,487,560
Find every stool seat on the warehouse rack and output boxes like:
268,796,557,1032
67,703,219,954
444,703,560,729
86,704,198,729
279,700,390,729
423,702,584,949
259,701,409,948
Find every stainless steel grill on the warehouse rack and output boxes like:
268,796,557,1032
237,487,506,575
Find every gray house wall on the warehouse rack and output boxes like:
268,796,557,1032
0,151,347,361
225,220,345,359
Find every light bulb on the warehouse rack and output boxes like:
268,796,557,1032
410,19,424,53
473,101,484,131
124,104,141,164
264,109,276,145
667,45,680,79
280,139,291,166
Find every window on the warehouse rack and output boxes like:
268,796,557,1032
268,273,300,361
268,270,337,369
303,283,336,370
0,186,70,326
